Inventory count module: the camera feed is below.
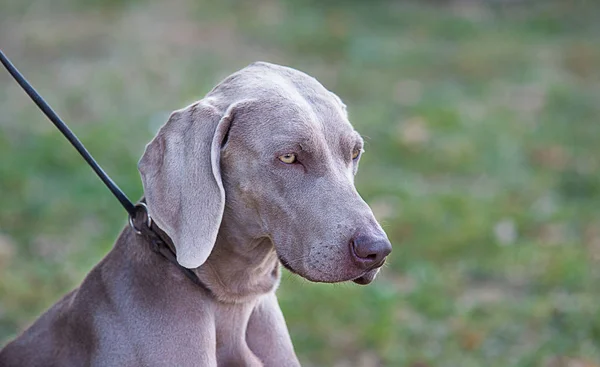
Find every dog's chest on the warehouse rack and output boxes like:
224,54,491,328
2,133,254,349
214,300,262,366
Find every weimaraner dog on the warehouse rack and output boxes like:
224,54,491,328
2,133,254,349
0,62,392,366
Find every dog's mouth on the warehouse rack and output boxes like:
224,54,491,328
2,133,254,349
278,253,385,285
352,258,386,285
278,254,297,275
352,269,379,285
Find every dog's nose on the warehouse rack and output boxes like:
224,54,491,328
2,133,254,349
350,234,392,269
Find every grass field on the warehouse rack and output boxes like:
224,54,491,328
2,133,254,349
1,0,599,365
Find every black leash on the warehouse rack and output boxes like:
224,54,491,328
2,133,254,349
0,49,209,292
0,51,136,217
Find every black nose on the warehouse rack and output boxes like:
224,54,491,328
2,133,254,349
350,234,392,269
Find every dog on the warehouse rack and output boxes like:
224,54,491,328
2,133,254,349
0,62,392,366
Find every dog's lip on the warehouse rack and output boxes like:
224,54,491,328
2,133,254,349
370,258,386,270
277,253,297,275
277,251,385,284
352,275,371,285
351,260,385,285
352,271,377,285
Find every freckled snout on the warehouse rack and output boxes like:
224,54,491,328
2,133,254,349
350,233,392,270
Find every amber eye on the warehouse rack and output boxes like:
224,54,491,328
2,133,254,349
278,153,297,164
352,148,361,160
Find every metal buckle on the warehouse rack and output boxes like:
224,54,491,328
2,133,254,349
129,202,152,235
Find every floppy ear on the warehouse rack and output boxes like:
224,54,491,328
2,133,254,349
138,98,235,269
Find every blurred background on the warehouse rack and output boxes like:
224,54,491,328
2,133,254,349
1,0,599,366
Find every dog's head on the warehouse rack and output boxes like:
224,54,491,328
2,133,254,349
139,62,391,285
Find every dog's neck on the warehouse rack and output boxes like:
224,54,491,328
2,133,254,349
108,226,272,364
195,221,281,304
129,204,281,304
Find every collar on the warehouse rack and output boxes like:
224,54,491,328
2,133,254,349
130,203,213,295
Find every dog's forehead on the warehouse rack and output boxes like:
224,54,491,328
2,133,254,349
210,62,355,141
211,62,337,107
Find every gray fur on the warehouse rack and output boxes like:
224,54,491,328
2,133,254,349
0,62,391,366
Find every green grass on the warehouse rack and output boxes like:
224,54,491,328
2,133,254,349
1,0,599,365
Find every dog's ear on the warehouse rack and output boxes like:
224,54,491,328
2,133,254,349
138,99,236,269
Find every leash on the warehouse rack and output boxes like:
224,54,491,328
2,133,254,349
0,49,210,292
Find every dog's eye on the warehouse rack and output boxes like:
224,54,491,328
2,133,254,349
279,153,297,164
352,148,361,160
